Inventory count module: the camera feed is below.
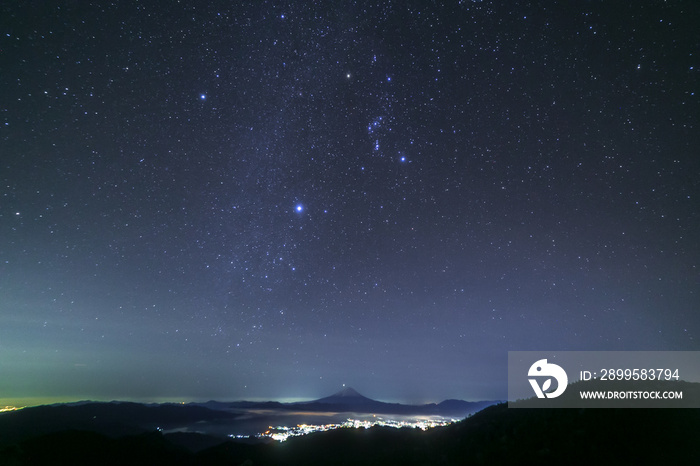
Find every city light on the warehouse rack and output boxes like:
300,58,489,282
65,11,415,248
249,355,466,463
0,406,21,413
253,417,457,442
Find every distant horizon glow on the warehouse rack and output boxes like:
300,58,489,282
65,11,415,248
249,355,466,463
0,385,495,409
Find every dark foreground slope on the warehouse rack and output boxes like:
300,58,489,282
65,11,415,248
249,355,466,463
1,404,699,465
198,404,700,465
0,402,238,445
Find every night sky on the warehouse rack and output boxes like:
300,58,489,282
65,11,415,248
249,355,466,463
1,1,698,406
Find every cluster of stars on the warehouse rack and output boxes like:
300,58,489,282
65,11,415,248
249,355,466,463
0,0,697,404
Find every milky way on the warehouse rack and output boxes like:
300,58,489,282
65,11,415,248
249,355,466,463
1,1,698,405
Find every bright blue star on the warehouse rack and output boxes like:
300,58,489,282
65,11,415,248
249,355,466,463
295,204,304,213
200,94,206,100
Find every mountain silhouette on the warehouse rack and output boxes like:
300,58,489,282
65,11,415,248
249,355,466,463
313,387,375,404
273,387,500,416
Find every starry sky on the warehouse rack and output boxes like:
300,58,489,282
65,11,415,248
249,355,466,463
1,1,698,406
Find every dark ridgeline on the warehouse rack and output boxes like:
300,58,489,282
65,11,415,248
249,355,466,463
1,402,699,465
0,383,698,465
282,386,500,416
188,386,500,417
0,402,240,445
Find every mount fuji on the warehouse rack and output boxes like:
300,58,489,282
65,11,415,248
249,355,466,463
312,387,376,405
272,387,500,416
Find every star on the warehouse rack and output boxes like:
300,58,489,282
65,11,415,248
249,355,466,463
3,0,695,409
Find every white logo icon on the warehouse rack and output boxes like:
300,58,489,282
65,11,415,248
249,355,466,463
528,359,568,398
